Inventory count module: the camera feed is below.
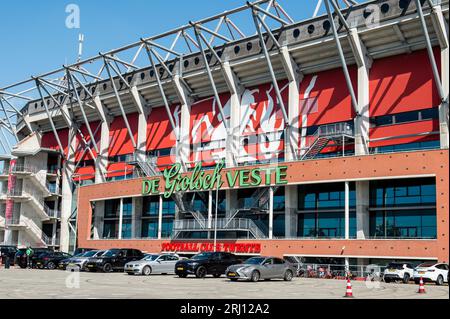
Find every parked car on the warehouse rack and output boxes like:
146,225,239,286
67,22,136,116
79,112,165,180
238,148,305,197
175,252,241,278
125,253,185,276
84,249,144,272
14,248,54,268
73,248,95,256
383,262,414,284
59,250,105,271
1,245,17,266
413,262,449,285
226,257,296,282
35,251,73,270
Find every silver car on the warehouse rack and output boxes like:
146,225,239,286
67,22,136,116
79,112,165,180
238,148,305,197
65,250,105,271
226,257,296,282
125,254,184,276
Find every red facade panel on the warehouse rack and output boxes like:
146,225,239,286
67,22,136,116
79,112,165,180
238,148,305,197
41,129,69,156
369,49,441,117
109,113,139,156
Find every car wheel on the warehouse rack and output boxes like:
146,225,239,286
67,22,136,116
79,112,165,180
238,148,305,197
414,279,420,285
213,273,221,278
436,275,444,286
195,266,207,279
284,270,294,282
403,274,410,284
142,266,152,276
250,270,260,282
384,278,390,283
103,263,113,273
229,278,238,282
178,274,188,278
47,262,56,270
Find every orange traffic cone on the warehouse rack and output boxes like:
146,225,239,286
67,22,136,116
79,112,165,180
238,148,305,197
417,277,426,294
344,279,354,298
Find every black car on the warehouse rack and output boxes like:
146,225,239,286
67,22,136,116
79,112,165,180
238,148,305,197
84,248,144,272
175,252,242,278
1,245,17,266
14,248,54,268
35,251,73,270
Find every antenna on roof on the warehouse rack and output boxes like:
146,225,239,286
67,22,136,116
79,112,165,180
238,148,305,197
77,33,85,62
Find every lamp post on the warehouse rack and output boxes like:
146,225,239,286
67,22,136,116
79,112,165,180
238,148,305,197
213,172,220,252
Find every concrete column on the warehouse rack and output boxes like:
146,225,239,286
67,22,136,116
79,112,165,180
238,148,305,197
226,190,238,219
136,111,149,162
356,181,370,239
93,96,110,183
93,201,105,240
349,28,371,156
268,187,274,239
284,185,298,238
174,75,192,172
132,197,143,239
280,46,303,161
118,198,124,240
52,222,57,246
345,182,350,240
222,62,243,168
158,195,163,239
59,127,77,252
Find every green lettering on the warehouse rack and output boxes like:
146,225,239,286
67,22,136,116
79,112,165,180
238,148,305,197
239,170,251,187
226,171,239,188
250,169,262,186
276,166,288,185
142,180,152,195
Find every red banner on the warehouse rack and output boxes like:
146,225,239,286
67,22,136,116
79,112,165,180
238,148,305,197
161,242,261,254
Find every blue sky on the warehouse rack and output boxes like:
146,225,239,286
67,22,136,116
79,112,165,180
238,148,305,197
0,0,323,89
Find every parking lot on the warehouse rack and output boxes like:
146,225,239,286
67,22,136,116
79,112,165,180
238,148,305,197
0,268,448,299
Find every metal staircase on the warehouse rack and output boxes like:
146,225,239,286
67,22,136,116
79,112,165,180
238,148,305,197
301,122,354,161
172,192,207,229
127,153,161,177
172,218,268,239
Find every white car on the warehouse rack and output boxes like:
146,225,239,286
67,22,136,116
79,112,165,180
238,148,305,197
413,262,449,286
125,253,185,276
383,262,414,284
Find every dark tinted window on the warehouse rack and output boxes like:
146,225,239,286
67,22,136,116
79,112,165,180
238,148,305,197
395,111,419,124
420,108,439,120
273,258,285,265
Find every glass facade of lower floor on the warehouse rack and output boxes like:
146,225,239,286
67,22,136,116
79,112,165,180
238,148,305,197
91,178,437,241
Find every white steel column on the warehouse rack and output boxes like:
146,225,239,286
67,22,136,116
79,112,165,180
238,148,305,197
344,181,350,240
208,191,213,230
284,186,298,238
59,127,77,253
158,195,163,239
269,187,274,239
118,198,124,240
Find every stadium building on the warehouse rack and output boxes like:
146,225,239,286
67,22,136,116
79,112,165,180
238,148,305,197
0,0,448,269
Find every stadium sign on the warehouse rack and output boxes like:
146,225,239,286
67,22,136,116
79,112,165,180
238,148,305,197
142,160,288,198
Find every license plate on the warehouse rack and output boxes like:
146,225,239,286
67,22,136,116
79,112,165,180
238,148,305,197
87,265,94,268
228,272,236,277
177,267,184,271
419,271,425,274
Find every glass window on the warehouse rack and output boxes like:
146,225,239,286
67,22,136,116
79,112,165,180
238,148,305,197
369,209,436,239
161,219,174,238
420,108,439,120
121,220,132,239
395,111,419,124
122,198,133,217
370,178,436,208
103,220,118,239
273,214,285,238
143,197,159,216
298,183,356,210
141,220,158,238
105,199,120,218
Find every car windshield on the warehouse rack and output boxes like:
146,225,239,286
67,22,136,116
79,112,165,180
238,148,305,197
143,255,159,261
245,257,266,265
102,250,120,257
387,263,405,269
191,253,213,260
94,251,105,257
418,263,435,268
82,251,99,257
